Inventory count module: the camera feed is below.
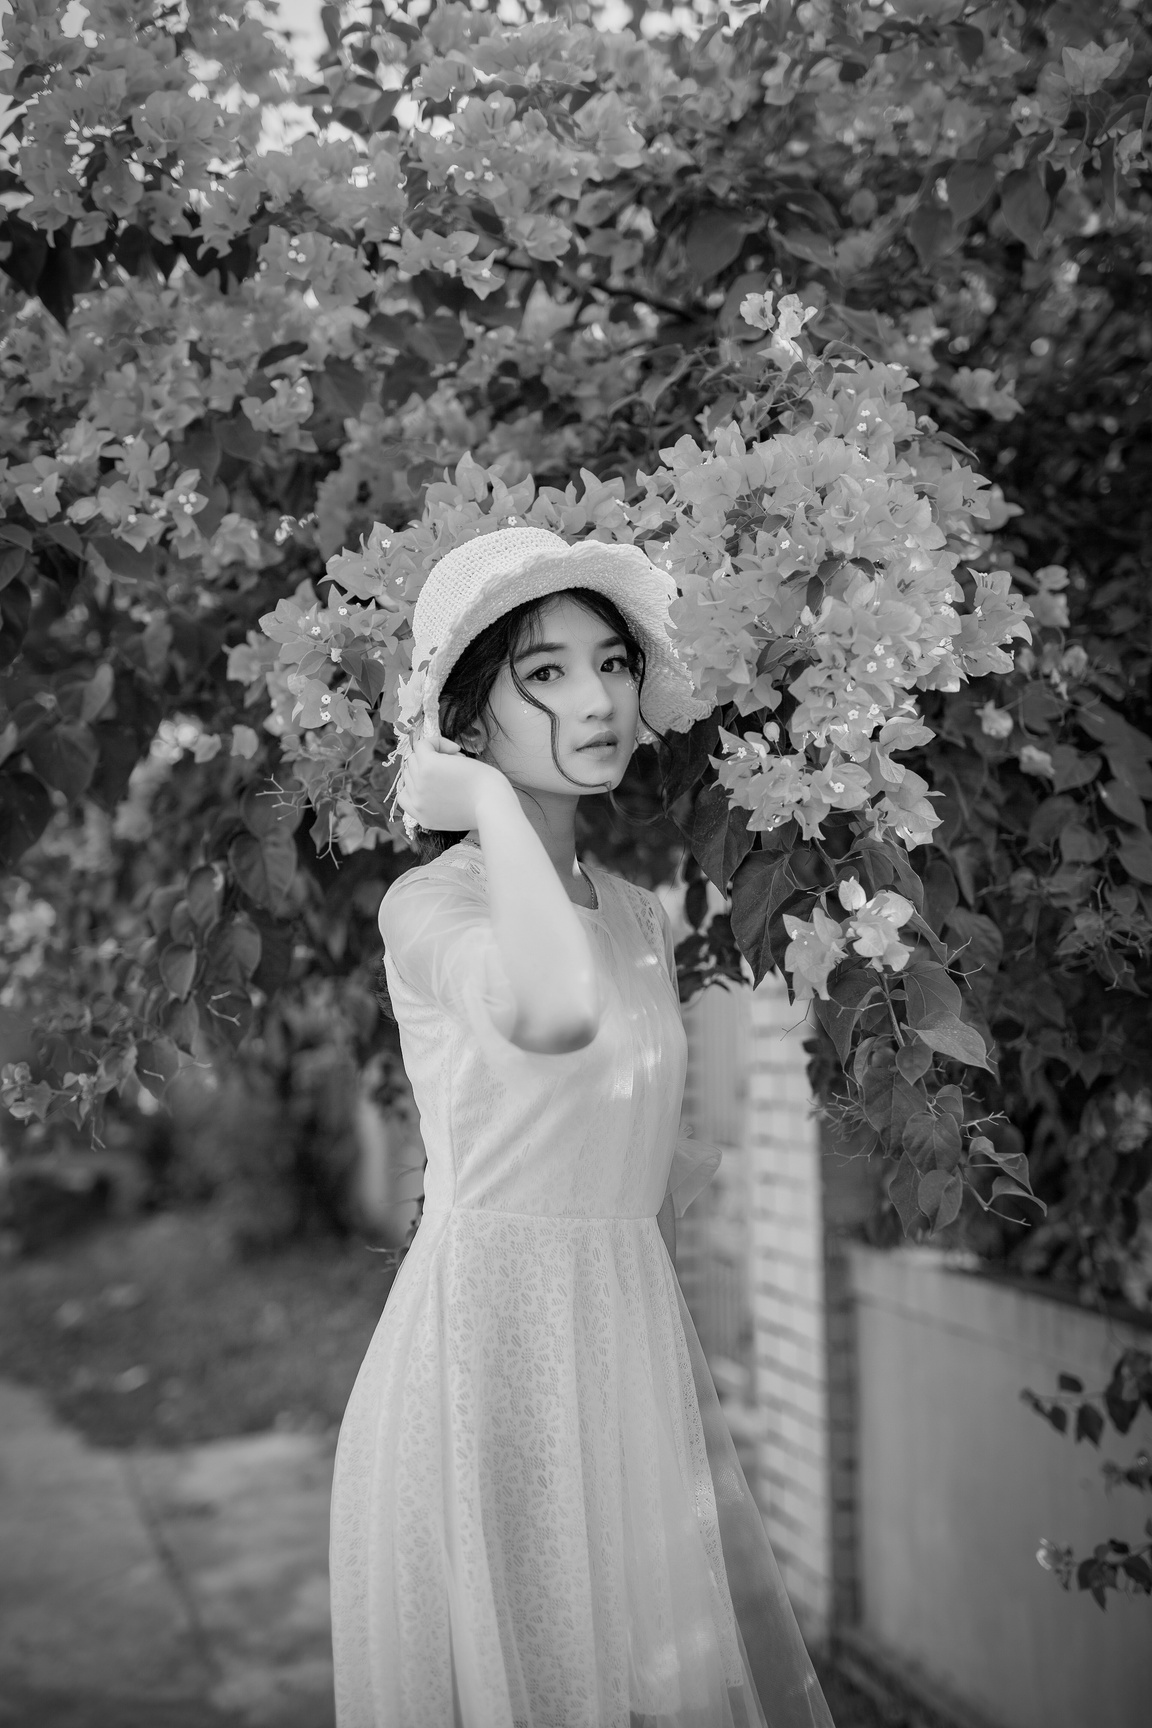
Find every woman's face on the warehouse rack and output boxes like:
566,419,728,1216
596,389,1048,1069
465,594,640,797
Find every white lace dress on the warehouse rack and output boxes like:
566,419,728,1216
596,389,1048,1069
330,845,834,1728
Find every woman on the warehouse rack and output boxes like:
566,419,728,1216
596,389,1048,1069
330,527,834,1728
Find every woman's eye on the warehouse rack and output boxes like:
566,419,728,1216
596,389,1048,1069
527,663,560,682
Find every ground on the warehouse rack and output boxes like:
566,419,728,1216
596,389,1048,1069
0,1205,396,1449
0,1205,960,1728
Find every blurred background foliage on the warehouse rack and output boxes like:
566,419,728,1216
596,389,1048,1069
0,0,1148,1315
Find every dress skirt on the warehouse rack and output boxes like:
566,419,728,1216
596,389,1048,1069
330,1206,833,1728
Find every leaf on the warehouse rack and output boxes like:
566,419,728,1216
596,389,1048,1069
922,859,958,934
914,1011,992,1070
903,1110,963,1172
814,965,880,1067
903,960,963,1028
1049,745,1102,792
936,1084,964,1126
229,831,297,912
87,536,156,582
163,996,200,1053
0,523,34,551
135,1036,182,1100
159,944,197,1000
908,203,956,266
202,986,254,1048
950,23,984,67
241,780,304,838
1103,1362,1143,1435
251,918,292,994
730,849,802,986
692,780,754,894
887,1152,921,1235
917,1168,964,1231
943,909,1003,977
1100,779,1146,829
1075,1402,1104,1447
999,169,1051,257
214,411,265,460
0,578,30,666
24,722,99,800
862,1066,925,1145
405,311,467,366
684,209,752,285
1117,835,1152,884
0,770,52,865
895,1039,932,1083
185,865,220,929
946,161,997,222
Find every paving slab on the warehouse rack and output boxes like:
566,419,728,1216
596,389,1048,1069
129,1434,337,1728
0,1380,207,1708
0,1379,336,1728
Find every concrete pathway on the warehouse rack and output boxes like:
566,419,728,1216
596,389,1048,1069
0,1380,336,1728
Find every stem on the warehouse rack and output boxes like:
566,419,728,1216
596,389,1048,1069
881,976,905,1048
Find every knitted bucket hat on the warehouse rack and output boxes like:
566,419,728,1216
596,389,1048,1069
386,526,711,836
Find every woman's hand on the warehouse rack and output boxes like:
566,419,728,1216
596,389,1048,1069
395,730,504,834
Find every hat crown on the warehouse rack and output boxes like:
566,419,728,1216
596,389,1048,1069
413,527,572,655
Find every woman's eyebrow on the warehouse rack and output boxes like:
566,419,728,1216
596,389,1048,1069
514,635,625,662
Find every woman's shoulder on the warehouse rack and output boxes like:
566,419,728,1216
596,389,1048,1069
378,846,486,934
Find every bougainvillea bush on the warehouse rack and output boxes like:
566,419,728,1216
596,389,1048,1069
0,0,1149,1294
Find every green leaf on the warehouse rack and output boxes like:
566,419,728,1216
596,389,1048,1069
24,722,98,799
914,1012,993,1070
903,1109,962,1172
692,780,754,895
159,943,197,1000
0,523,34,551
917,1168,964,1231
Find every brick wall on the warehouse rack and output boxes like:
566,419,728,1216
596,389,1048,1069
746,975,833,1645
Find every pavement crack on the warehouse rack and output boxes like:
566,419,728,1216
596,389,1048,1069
119,1456,222,1688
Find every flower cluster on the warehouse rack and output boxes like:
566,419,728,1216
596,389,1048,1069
783,875,916,1002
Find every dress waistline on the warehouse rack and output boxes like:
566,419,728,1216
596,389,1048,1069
422,1206,659,1224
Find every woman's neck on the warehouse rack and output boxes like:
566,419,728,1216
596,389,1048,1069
464,783,582,887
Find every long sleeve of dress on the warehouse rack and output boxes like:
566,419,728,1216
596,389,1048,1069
378,865,605,1083
652,893,723,1220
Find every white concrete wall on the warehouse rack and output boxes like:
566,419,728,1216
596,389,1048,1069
850,1246,1152,1728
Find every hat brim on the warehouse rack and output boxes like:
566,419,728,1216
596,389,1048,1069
420,540,712,740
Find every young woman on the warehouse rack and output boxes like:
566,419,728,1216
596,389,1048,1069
329,527,834,1728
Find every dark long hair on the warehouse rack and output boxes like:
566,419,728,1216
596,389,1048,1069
376,585,670,1017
